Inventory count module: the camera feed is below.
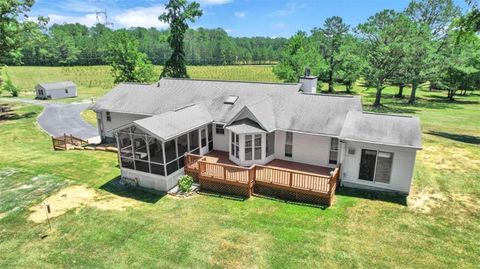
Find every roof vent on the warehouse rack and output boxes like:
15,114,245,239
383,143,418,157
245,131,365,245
224,95,239,105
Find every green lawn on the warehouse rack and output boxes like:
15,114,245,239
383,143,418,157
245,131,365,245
0,66,479,268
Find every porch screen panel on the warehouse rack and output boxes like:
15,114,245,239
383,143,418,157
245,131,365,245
165,140,177,163
177,134,188,157
245,135,252,161
118,132,133,158
359,149,377,181
189,130,199,153
149,139,164,164
201,129,207,147
132,134,149,173
266,132,275,157
374,152,393,183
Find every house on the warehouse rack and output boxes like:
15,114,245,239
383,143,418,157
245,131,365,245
35,81,77,99
89,75,421,203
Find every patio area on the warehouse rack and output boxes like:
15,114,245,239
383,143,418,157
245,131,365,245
185,150,340,206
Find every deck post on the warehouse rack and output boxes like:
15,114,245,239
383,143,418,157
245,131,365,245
51,136,56,151
223,166,226,180
64,133,67,150
289,172,293,187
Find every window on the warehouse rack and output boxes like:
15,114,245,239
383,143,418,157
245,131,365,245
215,124,225,135
254,134,262,160
285,132,293,157
235,134,239,158
106,112,111,122
266,132,275,157
201,129,207,147
65,89,68,94
329,138,339,164
245,135,252,161
231,132,235,157
359,149,393,184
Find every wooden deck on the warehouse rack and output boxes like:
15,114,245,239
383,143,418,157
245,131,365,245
185,150,340,206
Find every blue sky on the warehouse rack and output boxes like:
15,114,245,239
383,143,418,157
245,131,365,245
31,0,470,37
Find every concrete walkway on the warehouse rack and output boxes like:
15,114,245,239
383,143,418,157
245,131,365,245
1,97,100,142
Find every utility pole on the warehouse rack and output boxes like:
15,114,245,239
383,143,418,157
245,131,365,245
95,9,114,27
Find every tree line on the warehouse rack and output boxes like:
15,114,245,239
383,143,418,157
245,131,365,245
273,0,480,106
5,23,286,67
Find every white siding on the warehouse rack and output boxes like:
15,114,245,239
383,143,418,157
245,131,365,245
341,140,417,194
213,126,229,152
274,130,336,168
100,111,148,138
36,86,77,99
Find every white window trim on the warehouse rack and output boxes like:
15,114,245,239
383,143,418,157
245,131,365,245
285,131,293,158
329,137,339,165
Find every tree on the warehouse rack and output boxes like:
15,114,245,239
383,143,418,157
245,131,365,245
159,0,202,78
105,31,155,83
405,0,461,91
356,10,414,107
273,31,326,84
437,32,480,101
334,36,365,93
312,16,349,92
457,0,480,39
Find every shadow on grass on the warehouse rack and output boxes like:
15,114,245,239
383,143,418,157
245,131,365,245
336,187,407,206
0,111,37,121
252,193,328,209
363,104,419,114
198,190,248,202
427,131,480,145
100,176,165,203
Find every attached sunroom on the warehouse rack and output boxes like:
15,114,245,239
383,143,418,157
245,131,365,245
114,104,213,191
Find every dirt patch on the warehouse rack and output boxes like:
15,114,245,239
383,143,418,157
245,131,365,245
28,185,138,223
408,190,447,213
0,212,6,220
451,193,480,213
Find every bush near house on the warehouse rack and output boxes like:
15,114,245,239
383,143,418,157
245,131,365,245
178,175,193,193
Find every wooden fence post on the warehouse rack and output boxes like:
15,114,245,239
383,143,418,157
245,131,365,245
64,133,67,150
51,136,55,151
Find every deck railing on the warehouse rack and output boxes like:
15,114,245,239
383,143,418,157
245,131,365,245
184,153,340,205
52,133,88,151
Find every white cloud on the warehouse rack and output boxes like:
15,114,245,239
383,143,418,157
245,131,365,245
270,2,306,17
234,11,247,18
47,13,98,26
198,0,232,5
114,5,168,29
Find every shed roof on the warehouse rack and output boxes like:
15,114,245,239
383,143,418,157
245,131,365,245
133,104,212,141
37,81,76,90
340,111,422,149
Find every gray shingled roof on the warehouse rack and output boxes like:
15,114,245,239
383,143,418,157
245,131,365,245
340,111,422,149
91,78,363,136
37,81,76,90
226,119,266,134
133,104,212,141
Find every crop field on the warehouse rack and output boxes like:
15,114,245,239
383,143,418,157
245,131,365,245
1,65,280,102
0,66,479,268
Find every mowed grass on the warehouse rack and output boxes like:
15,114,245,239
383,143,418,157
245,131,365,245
0,66,479,268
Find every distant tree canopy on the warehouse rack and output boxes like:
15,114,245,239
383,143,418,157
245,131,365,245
8,24,287,67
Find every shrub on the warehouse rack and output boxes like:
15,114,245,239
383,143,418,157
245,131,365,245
178,175,193,193
2,68,20,97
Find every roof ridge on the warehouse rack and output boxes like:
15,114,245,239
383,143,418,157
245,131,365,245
361,111,414,118
162,77,300,86
301,92,355,98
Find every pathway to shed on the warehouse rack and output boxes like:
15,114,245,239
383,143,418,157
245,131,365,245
0,98,99,142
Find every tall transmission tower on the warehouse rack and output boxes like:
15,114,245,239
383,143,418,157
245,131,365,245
95,9,114,27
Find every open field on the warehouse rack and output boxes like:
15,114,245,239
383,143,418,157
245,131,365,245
0,66,479,268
